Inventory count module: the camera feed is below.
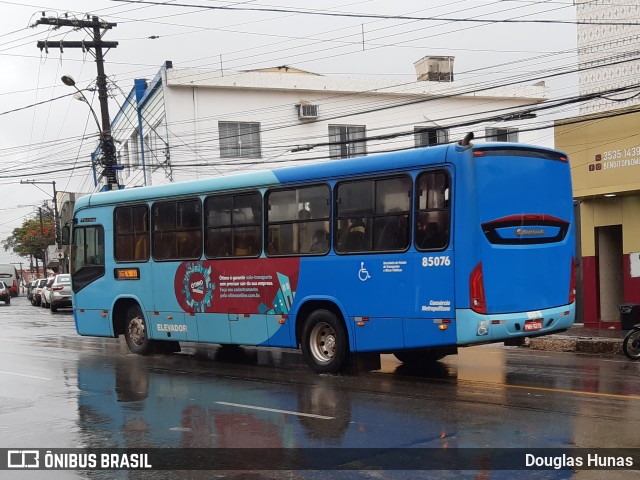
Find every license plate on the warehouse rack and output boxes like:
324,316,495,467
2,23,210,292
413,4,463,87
524,319,543,331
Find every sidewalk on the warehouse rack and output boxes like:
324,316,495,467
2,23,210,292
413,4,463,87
527,323,628,356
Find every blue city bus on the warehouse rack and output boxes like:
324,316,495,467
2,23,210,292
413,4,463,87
67,139,576,373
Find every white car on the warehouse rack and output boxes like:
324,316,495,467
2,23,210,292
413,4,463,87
48,274,72,312
41,276,57,309
32,278,48,306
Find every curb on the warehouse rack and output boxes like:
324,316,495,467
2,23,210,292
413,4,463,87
528,335,623,355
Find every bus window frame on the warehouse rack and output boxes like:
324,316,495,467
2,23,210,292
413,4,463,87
265,183,331,257
70,224,106,293
414,169,451,252
334,174,412,255
113,204,150,263
151,197,203,262
204,190,263,259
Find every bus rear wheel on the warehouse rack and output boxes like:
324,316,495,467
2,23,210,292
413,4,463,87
301,309,347,374
125,306,153,355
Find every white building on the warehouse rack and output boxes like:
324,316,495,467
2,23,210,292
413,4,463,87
576,0,640,115
104,57,549,190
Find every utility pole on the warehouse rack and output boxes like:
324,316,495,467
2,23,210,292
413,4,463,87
39,207,46,274
34,15,120,189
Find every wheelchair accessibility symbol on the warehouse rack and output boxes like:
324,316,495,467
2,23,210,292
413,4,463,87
477,320,489,336
358,262,371,282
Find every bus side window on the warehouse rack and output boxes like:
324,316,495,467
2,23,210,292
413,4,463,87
266,184,330,256
415,170,450,251
205,192,261,258
115,204,149,262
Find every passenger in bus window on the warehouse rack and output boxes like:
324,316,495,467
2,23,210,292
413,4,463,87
416,219,441,249
391,215,409,249
310,229,329,253
345,218,367,251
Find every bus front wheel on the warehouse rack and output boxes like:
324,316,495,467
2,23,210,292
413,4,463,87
125,306,153,355
301,309,347,374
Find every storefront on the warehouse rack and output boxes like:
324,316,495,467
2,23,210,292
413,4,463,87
555,108,640,328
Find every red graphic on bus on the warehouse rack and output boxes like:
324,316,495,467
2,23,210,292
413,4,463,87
174,258,300,314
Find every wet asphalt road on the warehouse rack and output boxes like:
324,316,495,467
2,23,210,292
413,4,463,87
1,296,640,479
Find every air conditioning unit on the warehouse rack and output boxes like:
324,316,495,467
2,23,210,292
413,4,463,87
298,104,319,120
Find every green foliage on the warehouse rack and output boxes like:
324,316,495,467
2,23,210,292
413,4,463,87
2,207,55,261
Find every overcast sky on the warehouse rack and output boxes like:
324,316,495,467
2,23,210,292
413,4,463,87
0,0,578,267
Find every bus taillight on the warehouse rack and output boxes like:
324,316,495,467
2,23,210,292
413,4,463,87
569,256,576,304
470,262,487,314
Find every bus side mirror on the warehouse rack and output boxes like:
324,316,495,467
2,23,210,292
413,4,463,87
61,225,70,245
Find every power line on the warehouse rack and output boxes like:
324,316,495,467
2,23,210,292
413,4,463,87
112,1,638,26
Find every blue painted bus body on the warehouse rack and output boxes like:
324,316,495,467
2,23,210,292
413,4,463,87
72,142,575,356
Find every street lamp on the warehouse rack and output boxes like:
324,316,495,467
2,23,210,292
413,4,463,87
61,75,102,131
61,74,119,190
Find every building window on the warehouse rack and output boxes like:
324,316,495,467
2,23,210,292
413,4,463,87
335,176,411,253
486,127,518,142
205,192,262,258
415,171,450,251
329,125,366,159
130,130,139,167
266,185,330,256
414,127,449,147
219,121,261,158
152,199,202,260
114,205,149,262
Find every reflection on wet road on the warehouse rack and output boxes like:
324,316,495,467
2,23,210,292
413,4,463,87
1,297,640,478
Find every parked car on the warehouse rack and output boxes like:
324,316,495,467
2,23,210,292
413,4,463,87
0,281,10,305
41,276,57,309
26,280,36,302
32,278,48,306
48,274,72,312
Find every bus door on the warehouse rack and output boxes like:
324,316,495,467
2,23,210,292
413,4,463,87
409,169,456,348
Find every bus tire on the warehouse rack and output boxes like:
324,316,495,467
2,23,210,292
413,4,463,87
125,306,153,355
301,309,347,374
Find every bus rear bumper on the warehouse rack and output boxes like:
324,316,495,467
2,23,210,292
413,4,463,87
455,304,575,345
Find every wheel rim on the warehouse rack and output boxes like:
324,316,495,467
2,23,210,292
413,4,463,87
128,316,146,347
309,322,337,364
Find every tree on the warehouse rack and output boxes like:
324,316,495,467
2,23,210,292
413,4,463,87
2,206,55,261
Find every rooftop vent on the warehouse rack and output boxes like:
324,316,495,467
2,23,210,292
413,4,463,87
414,56,454,82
